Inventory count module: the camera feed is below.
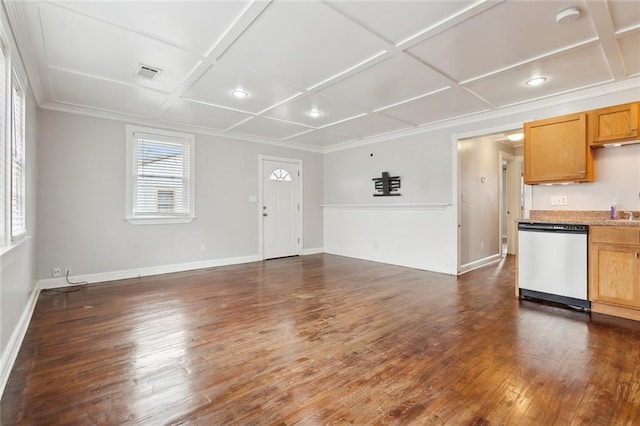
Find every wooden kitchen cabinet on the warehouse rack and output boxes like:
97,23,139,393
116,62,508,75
589,226,640,320
524,112,593,184
590,102,639,146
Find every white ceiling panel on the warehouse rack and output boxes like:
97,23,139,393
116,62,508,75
182,62,302,114
619,32,640,76
233,117,311,140
327,0,476,45
265,93,368,128
220,1,388,89
162,99,252,131
608,0,640,33
380,89,490,126
408,0,597,83
54,1,253,55
464,44,613,107
50,69,168,117
318,55,450,110
7,0,640,151
40,3,201,93
322,113,412,139
284,129,355,148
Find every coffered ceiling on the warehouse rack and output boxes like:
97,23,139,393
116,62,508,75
5,0,640,152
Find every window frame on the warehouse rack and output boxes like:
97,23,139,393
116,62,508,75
125,124,195,225
10,69,25,241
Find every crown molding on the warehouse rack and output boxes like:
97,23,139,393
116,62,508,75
324,76,640,153
2,0,45,103
40,101,325,153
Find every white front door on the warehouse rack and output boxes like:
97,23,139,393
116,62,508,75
262,159,301,259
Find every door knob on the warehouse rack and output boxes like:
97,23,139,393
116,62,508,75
263,213,268,217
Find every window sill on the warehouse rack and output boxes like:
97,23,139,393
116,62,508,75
126,216,195,226
0,235,31,258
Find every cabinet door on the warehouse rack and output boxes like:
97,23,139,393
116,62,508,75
591,102,639,145
590,244,639,307
524,113,591,184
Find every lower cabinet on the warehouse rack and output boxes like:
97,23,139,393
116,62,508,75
589,226,640,320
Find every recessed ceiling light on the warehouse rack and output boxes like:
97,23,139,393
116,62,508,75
231,89,249,98
525,77,547,87
307,109,323,118
556,7,581,24
507,132,524,142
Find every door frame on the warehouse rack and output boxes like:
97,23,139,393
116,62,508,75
453,121,524,274
498,151,518,256
258,155,303,260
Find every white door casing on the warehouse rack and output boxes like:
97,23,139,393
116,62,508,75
260,157,302,259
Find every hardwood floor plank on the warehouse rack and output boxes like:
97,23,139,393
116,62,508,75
3,254,640,424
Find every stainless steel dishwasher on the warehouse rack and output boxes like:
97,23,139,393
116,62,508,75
517,222,589,309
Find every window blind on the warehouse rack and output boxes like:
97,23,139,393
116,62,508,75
11,76,25,239
132,132,191,217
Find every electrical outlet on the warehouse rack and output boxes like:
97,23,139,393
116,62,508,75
200,243,206,252
551,195,568,206
480,241,484,250
52,267,62,278
64,266,72,277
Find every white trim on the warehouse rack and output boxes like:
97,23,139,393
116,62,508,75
258,155,303,260
38,254,262,289
321,203,451,211
126,217,195,225
0,281,40,397
499,151,516,259
302,247,324,255
459,253,502,274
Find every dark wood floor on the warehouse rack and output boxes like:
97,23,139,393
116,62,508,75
3,254,640,425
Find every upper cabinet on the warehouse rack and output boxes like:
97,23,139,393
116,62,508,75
590,102,640,146
524,112,593,184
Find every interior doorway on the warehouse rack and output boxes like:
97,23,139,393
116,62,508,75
499,152,521,256
456,128,523,273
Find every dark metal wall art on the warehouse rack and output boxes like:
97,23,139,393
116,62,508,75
373,171,401,197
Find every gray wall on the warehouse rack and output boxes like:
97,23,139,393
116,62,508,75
37,110,323,279
324,87,640,274
1,86,38,354
324,131,453,205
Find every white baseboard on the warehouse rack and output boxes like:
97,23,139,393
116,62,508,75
459,253,502,274
38,254,263,289
302,247,324,255
0,281,41,398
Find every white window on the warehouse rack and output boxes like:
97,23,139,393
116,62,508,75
269,168,292,181
10,72,25,240
126,125,195,225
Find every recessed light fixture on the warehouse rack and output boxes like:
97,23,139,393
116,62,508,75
307,109,323,118
525,77,547,87
555,7,581,24
507,132,524,142
231,89,249,98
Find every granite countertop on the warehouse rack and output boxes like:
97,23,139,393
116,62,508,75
519,210,640,227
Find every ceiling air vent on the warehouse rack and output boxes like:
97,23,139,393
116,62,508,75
135,64,162,80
